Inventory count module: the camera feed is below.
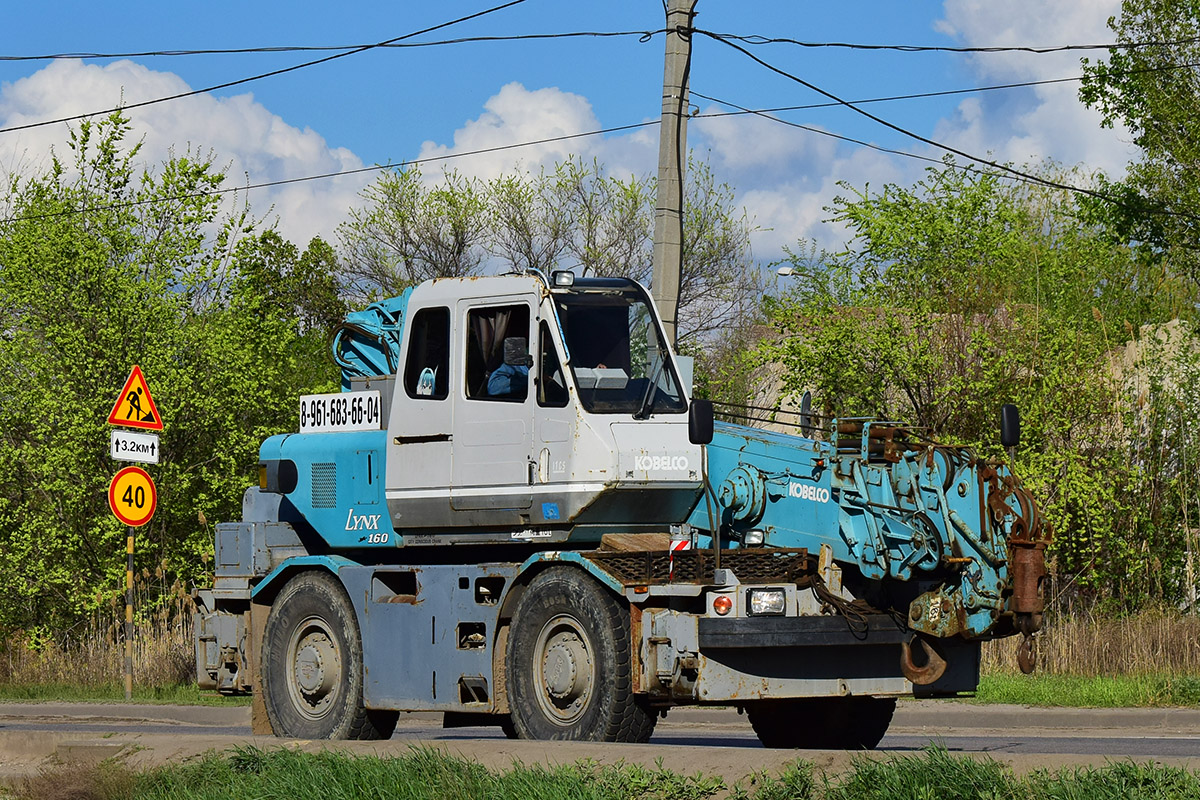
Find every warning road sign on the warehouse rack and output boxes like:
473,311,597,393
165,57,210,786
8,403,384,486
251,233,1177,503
108,466,157,527
107,366,163,431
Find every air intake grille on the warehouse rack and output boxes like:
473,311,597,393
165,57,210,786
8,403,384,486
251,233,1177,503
311,463,337,508
586,548,810,586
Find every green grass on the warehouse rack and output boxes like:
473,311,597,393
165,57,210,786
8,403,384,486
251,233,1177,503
975,673,1200,707
7,673,1200,709
7,747,1200,800
0,683,250,706
6,673,1200,709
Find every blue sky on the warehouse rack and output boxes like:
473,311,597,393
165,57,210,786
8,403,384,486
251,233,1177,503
0,1,1135,261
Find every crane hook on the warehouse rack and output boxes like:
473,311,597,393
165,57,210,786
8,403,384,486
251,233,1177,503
1017,633,1037,674
900,634,948,685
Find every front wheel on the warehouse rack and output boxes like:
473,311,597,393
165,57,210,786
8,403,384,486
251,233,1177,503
506,567,655,742
261,571,397,740
748,696,895,750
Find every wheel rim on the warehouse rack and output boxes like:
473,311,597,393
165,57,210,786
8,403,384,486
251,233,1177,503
285,615,343,721
533,613,595,726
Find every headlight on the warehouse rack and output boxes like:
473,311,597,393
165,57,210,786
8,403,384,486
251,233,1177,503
747,588,786,616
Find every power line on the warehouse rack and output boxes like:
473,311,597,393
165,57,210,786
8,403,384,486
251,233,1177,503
0,30,660,63
4,29,1195,64
709,31,1200,55
0,0,528,137
694,29,1188,215
690,76,1085,117
6,43,1198,227
0,121,660,225
691,91,956,168
690,91,1106,198
0,77,1161,227
692,57,1200,118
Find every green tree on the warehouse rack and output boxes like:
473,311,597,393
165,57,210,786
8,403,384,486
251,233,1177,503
339,155,765,376
1079,0,1200,283
0,113,334,634
337,167,489,297
761,160,1195,609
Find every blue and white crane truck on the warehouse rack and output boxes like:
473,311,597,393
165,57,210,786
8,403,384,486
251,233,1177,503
194,271,1050,748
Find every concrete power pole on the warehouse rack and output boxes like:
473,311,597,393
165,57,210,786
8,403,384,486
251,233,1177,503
651,0,696,347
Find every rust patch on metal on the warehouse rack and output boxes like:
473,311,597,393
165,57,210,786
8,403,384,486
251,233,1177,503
629,604,645,694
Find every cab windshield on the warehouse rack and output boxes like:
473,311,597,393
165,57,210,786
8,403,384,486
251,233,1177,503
552,281,686,416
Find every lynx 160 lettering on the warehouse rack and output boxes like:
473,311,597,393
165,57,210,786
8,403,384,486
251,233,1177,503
194,271,1049,748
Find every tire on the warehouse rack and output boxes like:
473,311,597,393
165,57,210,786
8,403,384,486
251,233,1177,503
506,567,656,742
499,714,519,740
748,696,895,750
261,571,397,740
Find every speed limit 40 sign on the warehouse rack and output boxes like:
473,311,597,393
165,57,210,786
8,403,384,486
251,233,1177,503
108,466,157,527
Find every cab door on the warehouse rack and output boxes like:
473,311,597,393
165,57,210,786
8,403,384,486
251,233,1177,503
386,305,454,527
450,298,534,513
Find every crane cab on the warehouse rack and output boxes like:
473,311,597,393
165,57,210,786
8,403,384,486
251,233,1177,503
382,273,703,543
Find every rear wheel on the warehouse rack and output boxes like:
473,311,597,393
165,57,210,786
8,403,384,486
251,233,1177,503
261,571,397,740
748,696,895,750
506,567,655,742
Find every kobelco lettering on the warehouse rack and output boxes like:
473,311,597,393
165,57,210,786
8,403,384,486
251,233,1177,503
788,482,830,503
635,455,690,471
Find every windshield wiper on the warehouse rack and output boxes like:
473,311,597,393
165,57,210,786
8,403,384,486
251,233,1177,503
633,347,668,420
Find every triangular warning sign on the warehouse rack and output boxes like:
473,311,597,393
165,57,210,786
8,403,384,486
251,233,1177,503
107,365,163,431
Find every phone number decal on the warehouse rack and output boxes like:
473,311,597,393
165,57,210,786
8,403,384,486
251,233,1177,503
299,390,382,433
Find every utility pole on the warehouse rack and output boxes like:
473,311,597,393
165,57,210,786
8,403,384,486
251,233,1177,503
651,0,696,347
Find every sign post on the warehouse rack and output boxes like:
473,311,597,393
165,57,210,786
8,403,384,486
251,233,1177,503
107,366,163,701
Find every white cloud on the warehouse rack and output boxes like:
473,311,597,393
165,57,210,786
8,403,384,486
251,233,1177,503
677,2,1145,261
689,104,918,258
0,59,369,246
414,82,657,182
738,145,910,257
935,0,1138,177
697,105,839,174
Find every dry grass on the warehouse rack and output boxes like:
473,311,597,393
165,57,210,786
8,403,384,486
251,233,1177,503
983,606,1200,677
0,570,196,691
6,575,1200,696
10,760,136,800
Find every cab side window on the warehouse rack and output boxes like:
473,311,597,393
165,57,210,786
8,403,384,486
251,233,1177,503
404,307,450,400
538,321,569,408
465,304,530,401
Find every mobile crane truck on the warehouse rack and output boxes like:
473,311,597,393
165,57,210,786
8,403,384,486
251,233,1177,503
194,270,1050,748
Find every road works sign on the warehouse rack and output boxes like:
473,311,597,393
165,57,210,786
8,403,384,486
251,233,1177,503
108,466,157,527
107,365,163,431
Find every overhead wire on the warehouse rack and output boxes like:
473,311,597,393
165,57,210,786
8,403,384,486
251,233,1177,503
0,30,661,63
0,120,661,225
692,28,1200,223
711,31,1200,55
695,71,1125,115
5,20,1199,225
0,0,529,137
0,63,1188,227
2,29,1194,63
690,90,1132,199
691,90,965,168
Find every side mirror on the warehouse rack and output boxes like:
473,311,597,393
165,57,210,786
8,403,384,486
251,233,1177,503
1000,404,1020,449
689,399,714,445
799,390,813,438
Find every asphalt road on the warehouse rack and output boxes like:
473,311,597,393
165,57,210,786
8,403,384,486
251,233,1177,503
2,701,1200,784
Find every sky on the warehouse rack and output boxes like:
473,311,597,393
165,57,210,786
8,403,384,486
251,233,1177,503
0,1,1138,264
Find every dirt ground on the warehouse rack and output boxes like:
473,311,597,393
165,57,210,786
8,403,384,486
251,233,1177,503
2,701,1199,788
